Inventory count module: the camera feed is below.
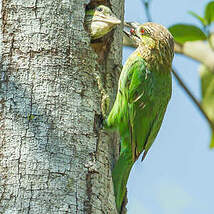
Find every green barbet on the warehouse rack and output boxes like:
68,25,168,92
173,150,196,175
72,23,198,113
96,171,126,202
85,5,121,40
105,22,174,212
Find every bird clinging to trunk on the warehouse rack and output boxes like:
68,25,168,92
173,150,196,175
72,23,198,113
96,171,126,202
85,5,121,40
105,22,174,212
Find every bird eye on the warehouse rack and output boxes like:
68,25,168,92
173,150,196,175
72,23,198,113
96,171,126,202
96,7,103,12
141,28,145,34
130,28,135,35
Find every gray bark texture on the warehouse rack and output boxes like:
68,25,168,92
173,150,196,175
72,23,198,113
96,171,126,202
0,0,124,213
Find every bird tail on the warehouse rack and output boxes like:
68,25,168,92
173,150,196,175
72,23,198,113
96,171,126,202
112,147,133,212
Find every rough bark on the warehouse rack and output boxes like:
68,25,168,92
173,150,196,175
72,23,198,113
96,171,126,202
0,0,124,213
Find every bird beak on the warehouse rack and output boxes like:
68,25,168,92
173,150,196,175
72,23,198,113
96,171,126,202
95,14,121,25
123,25,141,45
123,29,138,48
123,29,131,38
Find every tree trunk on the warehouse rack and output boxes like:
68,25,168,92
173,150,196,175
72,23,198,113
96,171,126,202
0,0,124,213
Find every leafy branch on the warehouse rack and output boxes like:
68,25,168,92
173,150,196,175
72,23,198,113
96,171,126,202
141,0,152,22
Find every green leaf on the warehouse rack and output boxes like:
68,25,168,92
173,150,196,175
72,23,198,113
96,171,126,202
168,24,207,44
205,1,214,25
200,65,214,148
188,11,207,26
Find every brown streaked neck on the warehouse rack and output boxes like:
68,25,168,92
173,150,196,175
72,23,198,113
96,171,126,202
137,37,173,70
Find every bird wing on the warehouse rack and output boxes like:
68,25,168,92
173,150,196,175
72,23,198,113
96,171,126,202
120,55,151,161
122,55,171,161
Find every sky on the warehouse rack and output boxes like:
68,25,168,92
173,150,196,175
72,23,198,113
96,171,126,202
123,0,214,213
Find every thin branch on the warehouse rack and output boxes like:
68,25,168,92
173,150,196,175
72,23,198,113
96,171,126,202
141,0,152,22
172,68,214,130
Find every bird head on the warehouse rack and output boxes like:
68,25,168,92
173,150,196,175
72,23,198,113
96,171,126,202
86,5,121,25
127,22,174,62
94,5,121,25
85,5,121,40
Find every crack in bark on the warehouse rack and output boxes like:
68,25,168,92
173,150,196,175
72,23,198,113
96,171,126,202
33,0,38,18
84,173,93,214
9,36,15,58
0,182,6,206
27,182,33,214
17,137,23,189
2,0,8,35
75,184,78,214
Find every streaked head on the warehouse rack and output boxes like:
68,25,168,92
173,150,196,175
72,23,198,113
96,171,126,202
130,22,174,62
